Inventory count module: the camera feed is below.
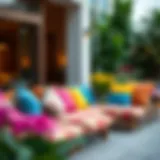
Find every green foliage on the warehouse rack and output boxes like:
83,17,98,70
0,129,30,160
0,130,66,160
92,81,110,98
131,10,160,79
111,0,132,39
22,136,65,160
92,0,133,73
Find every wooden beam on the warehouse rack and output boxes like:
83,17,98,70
37,0,47,83
48,0,79,7
0,8,42,25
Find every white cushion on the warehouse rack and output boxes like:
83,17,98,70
43,88,65,113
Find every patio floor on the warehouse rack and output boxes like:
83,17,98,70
70,115,160,160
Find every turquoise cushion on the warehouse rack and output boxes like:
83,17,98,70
107,93,131,106
16,88,42,115
80,85,96,104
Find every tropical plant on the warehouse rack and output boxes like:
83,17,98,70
91,0,133,73
131,10,160,80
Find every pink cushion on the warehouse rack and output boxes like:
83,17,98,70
54,87,77,113
0,92,5,99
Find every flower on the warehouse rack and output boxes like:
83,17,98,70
9,113,57,138
0,107,10,128
8,110,31,136
91,72,114,84
0,106,57,140
29,116,57,136
91,72,115,97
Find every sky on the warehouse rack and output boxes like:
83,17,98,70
106,0,159,22
132,0,160,30
133,0,157,22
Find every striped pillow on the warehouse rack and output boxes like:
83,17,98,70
54,87,77,113
79,85,96,104
68,88,88,110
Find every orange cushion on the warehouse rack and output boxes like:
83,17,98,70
132,82,155,105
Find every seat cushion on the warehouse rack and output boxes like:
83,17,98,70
120,107,146,120
50,123,84,142
132,82,155,105
100,105,123,116
43,88,65,114
110,82,135,94
54,87,77,113
79,85,96,104
68,88,88,110
107,93,132,106
62,110,114,132
16,88,42,115
102,105,145,120
82,114,113,132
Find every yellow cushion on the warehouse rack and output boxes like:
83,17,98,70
110,82,136,94
69,88,88,110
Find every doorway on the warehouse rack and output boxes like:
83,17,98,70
46,3,67,84
0,20,19,76
0,19,38,82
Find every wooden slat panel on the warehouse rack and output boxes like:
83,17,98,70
0,8,42,25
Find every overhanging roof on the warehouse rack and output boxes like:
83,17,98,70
0,8,42,25
48,0,80,6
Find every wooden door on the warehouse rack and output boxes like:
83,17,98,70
46,33,57,83
0,32,18,75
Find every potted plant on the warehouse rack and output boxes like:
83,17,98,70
91,72,114,102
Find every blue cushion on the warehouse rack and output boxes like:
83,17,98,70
16,88,42,115
80,85,96,104
107,93,131,106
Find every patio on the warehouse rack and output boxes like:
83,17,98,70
71,113,160,160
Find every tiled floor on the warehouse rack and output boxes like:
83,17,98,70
70,118,160,160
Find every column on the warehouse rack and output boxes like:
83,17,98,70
80,0,91,85
66,0,91,85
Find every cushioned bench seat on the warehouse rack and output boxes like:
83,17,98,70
60,110,114,133
44,87,115,137
51,122,84,142
87,103,156,130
